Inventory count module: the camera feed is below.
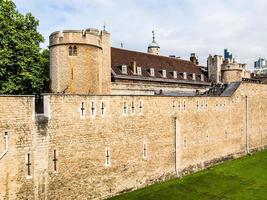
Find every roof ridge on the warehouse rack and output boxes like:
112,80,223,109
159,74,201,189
111,47,195,65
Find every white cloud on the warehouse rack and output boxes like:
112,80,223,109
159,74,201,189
13,0,267,68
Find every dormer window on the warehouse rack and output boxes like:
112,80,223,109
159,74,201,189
172,71,177,78
201,74,204,81
161,69,166,78
192,73,196,81
137,67,142,75
121,65,127,74
183,72,187,80
149,68,155,77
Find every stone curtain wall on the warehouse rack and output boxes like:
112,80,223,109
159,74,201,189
0,96,35,200
44,83,267,199
0,83,267,199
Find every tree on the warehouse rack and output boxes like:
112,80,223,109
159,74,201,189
0,0,49,94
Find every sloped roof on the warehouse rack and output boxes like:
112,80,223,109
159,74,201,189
111,47,210,85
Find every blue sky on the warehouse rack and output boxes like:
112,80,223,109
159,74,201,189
13,0,267,68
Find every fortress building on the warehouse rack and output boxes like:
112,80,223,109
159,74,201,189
1,28,266,200
207,49,251,84
49,29,211,96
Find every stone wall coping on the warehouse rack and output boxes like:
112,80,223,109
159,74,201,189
42,93,231,98
0,95,34,97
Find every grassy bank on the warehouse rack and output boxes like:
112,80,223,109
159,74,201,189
109,150,267,200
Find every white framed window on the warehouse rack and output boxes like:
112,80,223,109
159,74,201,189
143,142,147,160
91,101,96,117
183,72,187,80
121,65,127,74
105,147,111,167
162,70,166,78
123,100,128,115
201,74,204,81
150,68,155,76
192,73,196,81
173,71,177,78
137,67,142,75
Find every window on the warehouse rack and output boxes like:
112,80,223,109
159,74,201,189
172,101,176,111
173,71,177,78
197,101,199,111
73,46,77,56
121,65,127,74
123,101,128,115
91,101,96,117
143,143,147,159
69,46,73,56
131,101,135,114
225,129,228,139
69,46,78,56
183,72,187,80
192,73,196,81
137,67,142,75
105,147,111,167
53,150,58,172
80,102,85,117
201,74,204,81
162,70,166,78
26,153,32,177
183,100,186,111
183,135,187,148
139,100,143,114
101,101,105,116
150,68,155,77
178,101,181,112
206,133,209,143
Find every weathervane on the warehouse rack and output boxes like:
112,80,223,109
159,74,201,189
103,21,106,31
152,30,155,42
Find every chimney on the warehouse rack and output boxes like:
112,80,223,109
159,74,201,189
130,61,137,74
190,53,199,65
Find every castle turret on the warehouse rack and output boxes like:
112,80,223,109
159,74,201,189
49,28,111,94
221,59,250,83
147,30,160,55
207,55,223,83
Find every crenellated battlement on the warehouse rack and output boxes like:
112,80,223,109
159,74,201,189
49,29,110,49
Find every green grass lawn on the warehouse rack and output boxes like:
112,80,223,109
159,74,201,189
109,150,267,200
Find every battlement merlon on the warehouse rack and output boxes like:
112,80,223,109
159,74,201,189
49,29,110,49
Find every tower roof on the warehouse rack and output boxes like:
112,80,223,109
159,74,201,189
148,30,160,48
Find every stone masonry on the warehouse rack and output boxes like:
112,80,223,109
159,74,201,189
0,82,267,199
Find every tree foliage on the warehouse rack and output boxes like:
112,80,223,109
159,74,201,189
0,0,49,94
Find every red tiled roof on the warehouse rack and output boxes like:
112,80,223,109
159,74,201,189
111,47,209,83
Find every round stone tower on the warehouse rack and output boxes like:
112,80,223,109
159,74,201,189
49,28,111,94
221,59,248,84
147,30,160,55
